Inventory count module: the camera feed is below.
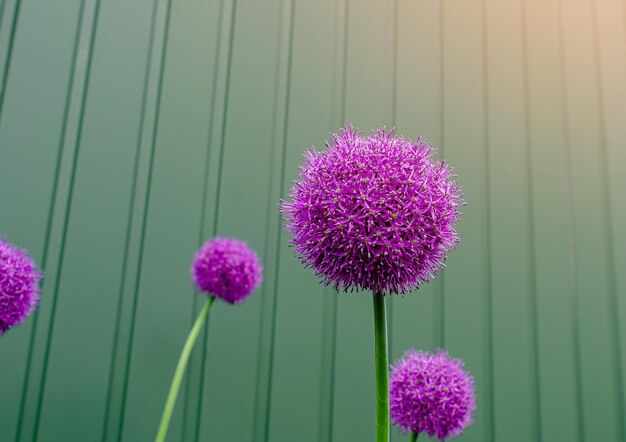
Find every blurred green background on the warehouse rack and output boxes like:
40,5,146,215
1,0,625,441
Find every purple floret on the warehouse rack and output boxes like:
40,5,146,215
390,349,476,439
281,125,463,295
191,237,263,304
0,238,42,334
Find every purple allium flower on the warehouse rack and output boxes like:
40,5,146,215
389,349,475,439
0,238,42,334
191,237,263,304
281,126,463,295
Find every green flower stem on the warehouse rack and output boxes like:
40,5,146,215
410,431,418,442
155,296,215,442
373,292,389,442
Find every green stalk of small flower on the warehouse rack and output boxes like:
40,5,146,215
155,296,215,442
155,237,263,442
410,431,418,442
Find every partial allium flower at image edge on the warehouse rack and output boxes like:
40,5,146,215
0,237,43,334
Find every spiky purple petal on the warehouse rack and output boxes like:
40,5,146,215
390,349,476,439
191,237,263,304
281,126,463,295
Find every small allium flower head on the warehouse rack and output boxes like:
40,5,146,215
0,238,43,334
191,237,263,304
389,349,475,439
281,126,463,295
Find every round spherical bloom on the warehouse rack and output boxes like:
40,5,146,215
389,349,475,439
191,237,263,304
0,238,43,334
281,126,463,295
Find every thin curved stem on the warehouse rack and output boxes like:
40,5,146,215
155,296,215,442
373,292,389,442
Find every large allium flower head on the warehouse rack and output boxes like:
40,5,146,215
0,238,43,334
389,349,476,439
281,125,463,295
191,237,263,304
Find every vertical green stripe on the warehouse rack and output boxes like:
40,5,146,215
520,0,543,440
560,0,620,437
480,0,495,440
114,0,173,439
100,0,163,439
16,0,100,439
0,0,20,121
31,0,102,437
250,0,283,434
589,0,625,438
14,23,78,442
259,1,295,439
556,1,585,439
